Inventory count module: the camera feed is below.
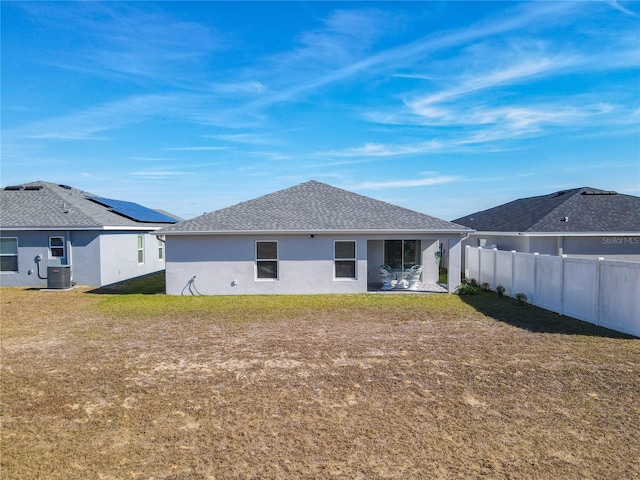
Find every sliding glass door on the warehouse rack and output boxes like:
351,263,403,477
384,240,421,269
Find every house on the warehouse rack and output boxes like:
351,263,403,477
0,181,180,288
453,187,640,263
155,180,473,295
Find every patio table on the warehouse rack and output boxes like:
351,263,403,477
390,268,411,289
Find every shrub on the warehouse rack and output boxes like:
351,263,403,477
515,292,528,305
495,285,506,297
458,283,479,295
480,282,492,292
463,278,478,288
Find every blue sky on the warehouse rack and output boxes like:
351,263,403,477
2,1,639,221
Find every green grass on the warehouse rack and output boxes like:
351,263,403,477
95,291,476,322
92,270,166,295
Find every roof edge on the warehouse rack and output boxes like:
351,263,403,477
1,226,165,232
468,231,640,237
155,228,474,236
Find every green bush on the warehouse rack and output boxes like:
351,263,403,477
495,285,506,297
458,283,479,295
480,282,492,291
515,292,528,305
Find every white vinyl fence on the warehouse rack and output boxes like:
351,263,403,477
465,246,640,337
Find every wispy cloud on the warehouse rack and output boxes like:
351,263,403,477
406,56,573,111
604,0,638,17
353,176,461,190
206,133,279,145
319,100,622,159
272,8,389,71
164,146,231,152
244,1,584,109
130,170,193,178
21,2,223,85
208,82,266,95
9,93,193,140
322,141,444,158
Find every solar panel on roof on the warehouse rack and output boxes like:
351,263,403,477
88,196,178,223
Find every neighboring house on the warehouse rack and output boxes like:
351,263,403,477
155,180,472,295
453,187,640,263
0,181,180,288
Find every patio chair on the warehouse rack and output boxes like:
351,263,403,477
407,265,423,290
378,266,393,290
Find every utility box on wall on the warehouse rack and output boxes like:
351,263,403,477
47,266,71,289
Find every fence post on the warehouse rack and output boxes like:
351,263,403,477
477,246,482,283
596,257,604,326
511,250,516,297
465,245,469,279
533,252,539,304
560,255,567,316
493,248,498,289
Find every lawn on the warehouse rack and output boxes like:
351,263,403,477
1,286,638,479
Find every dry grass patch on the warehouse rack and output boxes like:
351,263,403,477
1,287,639,479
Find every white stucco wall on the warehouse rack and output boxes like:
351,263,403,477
563,236,640,261
461,233,640,270
0,230,165,288
99,232,166,286
0,231,68,287
165,234,369,295
68,231,102,286
165,233,465,296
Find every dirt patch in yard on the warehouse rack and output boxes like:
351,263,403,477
1,288,639,479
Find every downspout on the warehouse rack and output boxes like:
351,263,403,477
66,232,74,285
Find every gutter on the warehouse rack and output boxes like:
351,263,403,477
154,228,475,237
469,231,640,237
1,225,168,232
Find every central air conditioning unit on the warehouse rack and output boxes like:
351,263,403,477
47,266,71,289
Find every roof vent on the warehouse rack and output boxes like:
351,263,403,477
4,185,24,190
24,185,43,191
553,191,566,197
59,184,72,190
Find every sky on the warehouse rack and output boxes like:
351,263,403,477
2,1,639,221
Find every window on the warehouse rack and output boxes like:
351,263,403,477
137,235,144,264
384,240,421,269
158,238,164,260
0,238,18,272
49,236,65,258
256,241,278,279
335,240,356,279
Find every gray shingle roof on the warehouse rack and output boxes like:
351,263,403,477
157,180,471,234
0,181,180,229
453,187,640,233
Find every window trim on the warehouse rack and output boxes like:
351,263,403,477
158,238,164,261
255,240,278,280
0,237,18,273
137,235,144,264
49,235,65,259
334,240,357,280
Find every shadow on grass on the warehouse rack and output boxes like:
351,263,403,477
88,271,166,295
459,291,636,339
